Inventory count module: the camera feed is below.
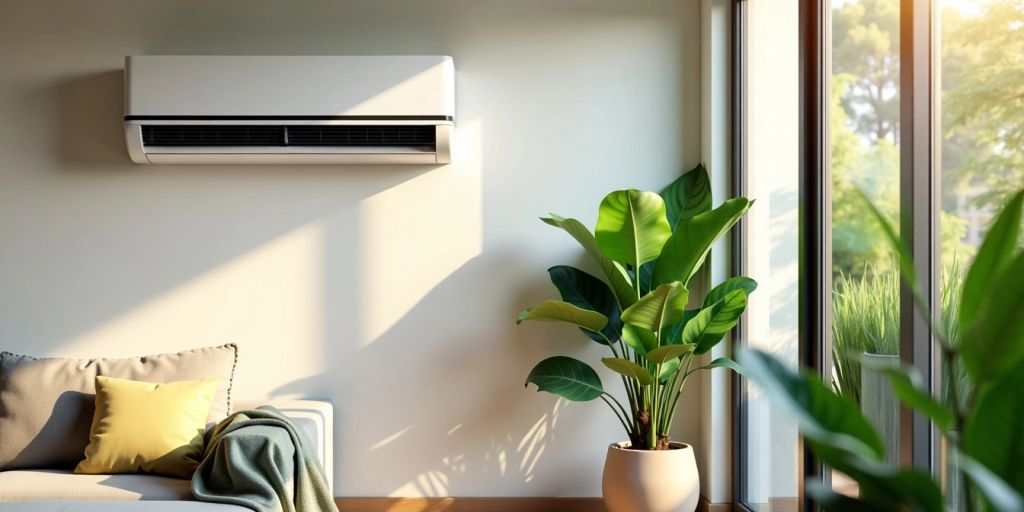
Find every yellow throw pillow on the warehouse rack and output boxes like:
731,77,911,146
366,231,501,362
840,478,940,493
75,376,219,479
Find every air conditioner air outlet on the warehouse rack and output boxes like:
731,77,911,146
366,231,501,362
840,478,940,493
140,125,437,149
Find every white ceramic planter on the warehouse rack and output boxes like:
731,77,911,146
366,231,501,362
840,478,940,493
602,441,699,512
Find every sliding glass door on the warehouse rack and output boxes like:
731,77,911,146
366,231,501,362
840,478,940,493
734,0,1018,507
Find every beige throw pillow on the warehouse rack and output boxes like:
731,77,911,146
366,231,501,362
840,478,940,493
0,344,237,470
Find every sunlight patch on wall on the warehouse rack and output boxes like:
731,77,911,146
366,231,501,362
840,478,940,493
60,223,327,395
368,426,413,452
358,120,483,345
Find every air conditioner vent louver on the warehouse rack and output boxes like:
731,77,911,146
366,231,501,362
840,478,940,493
287,126,435,147
141,125,436,148
142,125,285,146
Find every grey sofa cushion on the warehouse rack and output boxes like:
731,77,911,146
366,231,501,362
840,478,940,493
0,345,237,470
0,502,248,512
0,469,193,500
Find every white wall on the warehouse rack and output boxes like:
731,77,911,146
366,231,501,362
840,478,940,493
0,0,702,497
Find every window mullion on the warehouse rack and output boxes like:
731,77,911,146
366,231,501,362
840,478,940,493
898,0,938,472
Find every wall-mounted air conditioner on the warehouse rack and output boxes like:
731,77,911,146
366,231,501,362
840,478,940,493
124,55,454,165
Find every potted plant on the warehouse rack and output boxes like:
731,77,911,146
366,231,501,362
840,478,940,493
516,165,755,512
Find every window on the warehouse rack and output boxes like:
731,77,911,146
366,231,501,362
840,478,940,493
734,0,1015,507
735,0,801,509
829,0,903,489
938,0,1024,505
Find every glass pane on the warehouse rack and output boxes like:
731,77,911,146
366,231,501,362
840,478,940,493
830,0,902,494
739,0,801,509
938,0,1021,508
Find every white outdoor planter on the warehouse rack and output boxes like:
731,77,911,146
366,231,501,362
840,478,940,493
602,441,700,512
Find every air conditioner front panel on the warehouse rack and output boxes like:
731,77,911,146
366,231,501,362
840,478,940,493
125,55,454,118
124,56,454,165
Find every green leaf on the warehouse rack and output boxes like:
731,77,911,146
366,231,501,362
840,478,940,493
637,260,656,296
856,468,945,512
662,163,712,230
622,324,657,355
661,309,699,345
738,349,942,512
957,192,1024,385
960,189,1023,336
517,300,608,333
961,250,1024,383
652,198,753,287
703,276,758,308
525,356,604,402
547,265,622,344
645,344,696,364
802,477,937,512
737,347,885,464
957,451,1024,512
542,215,637,309
595,189,672,269
704,357,743,374
601,358,655,386
804,480,871,511
683,289,748,354
621,282,690,333
810,466,943,512
658,358,681,382
859,357,954,433
965,360,1024,494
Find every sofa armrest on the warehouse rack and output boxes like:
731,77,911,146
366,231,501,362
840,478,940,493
233,399,334,495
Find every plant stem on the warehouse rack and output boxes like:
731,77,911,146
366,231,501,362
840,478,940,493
940,344,979,512
607,341,620,359
607,341,636,414
665,354,695,432
599,331,640,432
651,362,662,447
601,393,633,435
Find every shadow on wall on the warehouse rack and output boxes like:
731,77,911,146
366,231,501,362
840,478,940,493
56,70,131,169
272,242,598,496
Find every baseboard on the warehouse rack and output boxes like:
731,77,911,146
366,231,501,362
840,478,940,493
334,497,607,512
698,496,732,512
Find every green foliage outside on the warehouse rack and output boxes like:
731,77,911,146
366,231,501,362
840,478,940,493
943,1,1024,212
830,0,1022,402
831,0,1024,274
831,261,963,405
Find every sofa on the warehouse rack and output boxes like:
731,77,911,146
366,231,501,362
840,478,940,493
0,346,334,511
0,399,333,511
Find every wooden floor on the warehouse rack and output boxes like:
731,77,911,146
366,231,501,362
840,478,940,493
335,497,607,512
334,496,735,511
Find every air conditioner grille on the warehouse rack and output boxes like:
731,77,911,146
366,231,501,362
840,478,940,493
287,125,435,146
142,125,285,146
141,125,436,148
